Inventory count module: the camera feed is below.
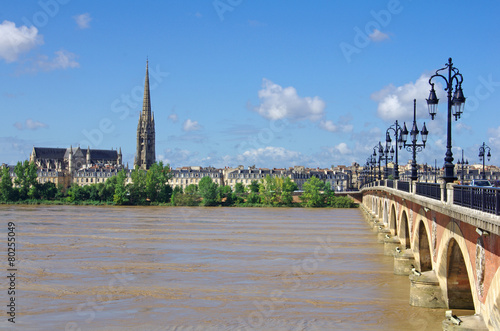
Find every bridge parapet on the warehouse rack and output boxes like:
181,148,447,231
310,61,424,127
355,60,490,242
361,180,500,236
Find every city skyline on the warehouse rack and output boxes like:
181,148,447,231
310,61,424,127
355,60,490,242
2,1,500,169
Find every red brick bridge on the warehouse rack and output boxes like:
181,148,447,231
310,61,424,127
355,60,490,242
358,180,500,330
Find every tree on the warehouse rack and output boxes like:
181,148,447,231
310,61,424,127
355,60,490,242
259,175,276,205
84,183,102,201
185,184,198,195
281,177,298,206
0,166,15,201
113,169,129,205
36,182,58,200
99,180,115,202
300,176,328,207
249,180,260,193
217,185,234,206
247,180,261,204
129,167,147,204
66,184,89,203
234,182,246,194
331,196,357,208
14,161,38,200
145,162,172,203
198,176,218,206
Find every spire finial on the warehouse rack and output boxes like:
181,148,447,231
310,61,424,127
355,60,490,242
142,58,151,117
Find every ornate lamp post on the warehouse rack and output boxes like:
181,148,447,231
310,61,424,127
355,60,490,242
457,149,468,184
366,158,373,183
427,57,466,183
386,121,406,180
373,143,383,180
402,100,428,181
369,155,377,182
380,141,393,179
434,159,438,183
478,142,492,180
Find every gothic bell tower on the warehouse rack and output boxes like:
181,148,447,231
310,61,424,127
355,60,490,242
134,60,156,170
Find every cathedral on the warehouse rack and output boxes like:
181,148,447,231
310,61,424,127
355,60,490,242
21,61,156,187
134,60,156,170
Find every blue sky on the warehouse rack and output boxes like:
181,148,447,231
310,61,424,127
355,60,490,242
2,1,500,170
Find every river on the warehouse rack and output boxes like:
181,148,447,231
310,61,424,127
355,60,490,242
0,205,464,330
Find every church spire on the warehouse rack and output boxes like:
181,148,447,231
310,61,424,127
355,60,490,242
134,59,156,170
142,59,151,118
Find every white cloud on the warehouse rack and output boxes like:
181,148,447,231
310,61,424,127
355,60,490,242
13,119,48,130
183,119,201,132
36,49,79,71
158,148,196,166
253,79,326,121
371,74,440,121
168,113,178,123
334,142,351,155
232,146,303,167
369,29,389,42
488,126,500,151
0,21,43,62
74,13,92,29
319,120,353,133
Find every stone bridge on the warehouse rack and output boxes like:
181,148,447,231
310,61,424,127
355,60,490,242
358,180,500,330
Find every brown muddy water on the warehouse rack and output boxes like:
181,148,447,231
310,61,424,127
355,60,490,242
0,205,462,330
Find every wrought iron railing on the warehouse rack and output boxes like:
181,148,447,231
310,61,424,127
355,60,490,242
397,181,410,192
415,182,441,201
454,185,500,215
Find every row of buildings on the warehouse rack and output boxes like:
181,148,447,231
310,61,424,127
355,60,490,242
4,61,352,191
169,165,351,191
4,61,499,192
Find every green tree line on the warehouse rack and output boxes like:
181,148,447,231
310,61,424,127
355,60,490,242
0,162,356,208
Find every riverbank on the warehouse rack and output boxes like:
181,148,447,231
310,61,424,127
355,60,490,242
0,196,358,208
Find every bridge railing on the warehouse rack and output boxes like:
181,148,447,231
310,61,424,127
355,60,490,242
415,182,441,201
397,181,410,192
362,180,500,216
454,185,500,215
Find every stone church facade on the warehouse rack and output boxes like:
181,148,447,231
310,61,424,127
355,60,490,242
29,146,123,187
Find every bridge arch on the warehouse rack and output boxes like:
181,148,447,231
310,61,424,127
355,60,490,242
389,203,397,236
437,220,479,311
382,199,389,225
399,210,411,249
414,217,433,272
378,199,383,222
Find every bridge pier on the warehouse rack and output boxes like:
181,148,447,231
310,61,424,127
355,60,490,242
376,226,391,243
383,235,401,256
409,270,446,308
393,249,415,275
442,314,488,330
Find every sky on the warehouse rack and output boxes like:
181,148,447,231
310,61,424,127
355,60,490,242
2,1,500,170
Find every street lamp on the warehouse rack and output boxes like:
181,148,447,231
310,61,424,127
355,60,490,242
457,149,468,184
427,57,466,183
373,143,383,180
434,159,438,183
366,158,373,183
380,141,393,179
386,121,405,180
478,142,492,180
402,99,428,181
